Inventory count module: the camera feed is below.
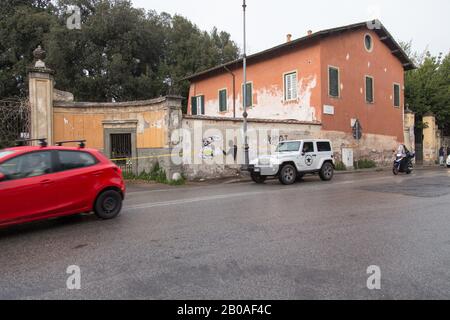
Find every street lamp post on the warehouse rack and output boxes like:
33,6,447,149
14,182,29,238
242,0,249,169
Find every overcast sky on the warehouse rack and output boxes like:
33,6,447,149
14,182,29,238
132,0,450,57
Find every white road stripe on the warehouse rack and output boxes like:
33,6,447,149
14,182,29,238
125,171,444,210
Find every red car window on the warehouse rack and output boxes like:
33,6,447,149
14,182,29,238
56,150,98,171
0,151,52,181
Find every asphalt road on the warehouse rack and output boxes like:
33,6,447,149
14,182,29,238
1,168,449,300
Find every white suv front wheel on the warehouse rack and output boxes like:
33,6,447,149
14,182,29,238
278,164,297,185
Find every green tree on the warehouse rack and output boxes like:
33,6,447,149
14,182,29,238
0,0,240,106
402,41,450,133
0,0,57,98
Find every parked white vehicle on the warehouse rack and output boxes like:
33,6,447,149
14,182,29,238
249,140,335,185
446,155,450,168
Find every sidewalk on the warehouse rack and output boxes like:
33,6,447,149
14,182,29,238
221,164,445,184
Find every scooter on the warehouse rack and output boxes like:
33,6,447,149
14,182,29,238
393,151,415,175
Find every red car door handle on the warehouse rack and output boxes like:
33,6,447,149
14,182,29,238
40,179,54,185
92,172,102,177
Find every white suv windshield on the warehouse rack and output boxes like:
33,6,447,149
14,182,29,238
0,151,15,160
276,142,301,153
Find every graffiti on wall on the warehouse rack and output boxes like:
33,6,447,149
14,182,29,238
267,134,289,145
201,135,222,159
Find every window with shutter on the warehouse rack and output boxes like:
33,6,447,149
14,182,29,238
242,83,253,108
365,76,374,103
284,72,298,101
191,95,205,115
393,84,400,107
219,89,227,112
328,67,339,97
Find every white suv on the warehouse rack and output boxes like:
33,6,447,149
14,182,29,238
249,140,335,185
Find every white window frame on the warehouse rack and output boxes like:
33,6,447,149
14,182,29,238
328,65,340,98
283,70,298,101
364,33,374,53
365,75,375,104
393,83,401,108
192,94,205,115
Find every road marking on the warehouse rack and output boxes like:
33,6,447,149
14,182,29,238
126,190,269,210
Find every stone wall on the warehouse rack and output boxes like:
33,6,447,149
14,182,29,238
53,96,183,179
179,115,403,179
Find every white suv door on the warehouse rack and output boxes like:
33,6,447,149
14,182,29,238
296,141,317,171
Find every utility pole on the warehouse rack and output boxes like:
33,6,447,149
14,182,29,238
242,0,249,169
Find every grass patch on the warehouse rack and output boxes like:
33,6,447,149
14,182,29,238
335,161,347,171
354,159,377,169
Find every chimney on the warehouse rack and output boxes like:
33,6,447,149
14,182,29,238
286,34,292,43
307,30,313,36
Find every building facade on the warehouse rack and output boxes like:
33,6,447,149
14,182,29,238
184,21,415,173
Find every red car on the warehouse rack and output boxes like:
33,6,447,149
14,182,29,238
0,139,125,228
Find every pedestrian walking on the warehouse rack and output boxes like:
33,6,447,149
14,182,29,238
439,146,445,166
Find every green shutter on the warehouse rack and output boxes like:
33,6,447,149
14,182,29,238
366,77,373,103
242,83,252,107
219,90,227,112
394,84,400,107
329,67,339,97
200,95,205,115
191,96,197,115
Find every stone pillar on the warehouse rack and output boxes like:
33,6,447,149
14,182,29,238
403,109,415,152
423,113,437,165
28,46,54,145
163,96,183,181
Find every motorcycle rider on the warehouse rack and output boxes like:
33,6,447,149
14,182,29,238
396,144,410,171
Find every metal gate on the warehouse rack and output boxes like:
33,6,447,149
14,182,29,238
0,98,30,149
110,133,133,173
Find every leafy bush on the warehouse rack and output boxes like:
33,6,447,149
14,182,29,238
335,161,347,171
149,162,167,183
123,162,185,185
354,159,377,169
122,171,137,181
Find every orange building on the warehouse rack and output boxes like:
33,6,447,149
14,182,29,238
185,21,414,149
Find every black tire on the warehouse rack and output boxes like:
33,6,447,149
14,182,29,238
278,164,297,185
319,162,334,181
94,190,122,220
393,166,399,175
406,161,413,174
251,173,267,184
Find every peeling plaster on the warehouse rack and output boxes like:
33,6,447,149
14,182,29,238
63,117,74,130
204,75,317,122
137,114,161,133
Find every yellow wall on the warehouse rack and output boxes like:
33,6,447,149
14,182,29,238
53,110,166,150
136,111,166,149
